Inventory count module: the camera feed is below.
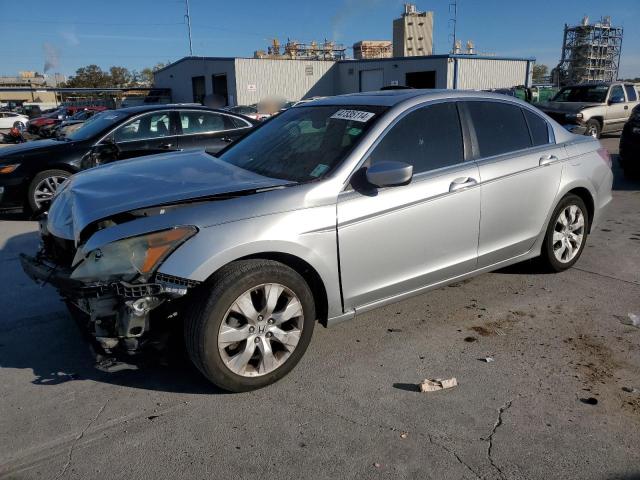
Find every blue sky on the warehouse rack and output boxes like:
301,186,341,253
2,0,638,78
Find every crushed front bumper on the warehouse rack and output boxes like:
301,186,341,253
19,252,200,354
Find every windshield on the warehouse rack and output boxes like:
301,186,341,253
552,85,609,103
66,110,128,141
216,105,387,182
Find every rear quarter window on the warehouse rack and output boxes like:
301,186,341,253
523,109,551,147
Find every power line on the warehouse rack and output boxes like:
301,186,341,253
7,19,185,26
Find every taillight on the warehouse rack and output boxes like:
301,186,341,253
597,147,612,168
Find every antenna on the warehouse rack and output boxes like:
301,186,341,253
449,0,458,54
185,0,194,56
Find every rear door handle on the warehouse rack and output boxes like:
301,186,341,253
159,143,173,149
221,136,233,143
539,155,558,166
624,105,629,110
449,177,478,192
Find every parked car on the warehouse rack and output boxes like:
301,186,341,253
0,105,255,212
538,82,640,138
619,104,640,176
0,111,29,129
30,106,108,136
39,109,102,138
19,90,612,392
226,105,271,121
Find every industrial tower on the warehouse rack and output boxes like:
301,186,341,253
554,16,623,85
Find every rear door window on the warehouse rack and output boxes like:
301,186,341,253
523,109,551,147
465,101,532,158
179,111,231,134
369,102,464,174
624,85,638,102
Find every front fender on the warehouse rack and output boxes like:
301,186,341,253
158,206,344,318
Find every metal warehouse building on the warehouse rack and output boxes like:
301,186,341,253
154,54,534,106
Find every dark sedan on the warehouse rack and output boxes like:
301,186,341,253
0,105,256,212
620,104,640,177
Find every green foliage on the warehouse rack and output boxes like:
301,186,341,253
62,62,168,88
532,64,549,83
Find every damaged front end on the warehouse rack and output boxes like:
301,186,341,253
20,219,200,356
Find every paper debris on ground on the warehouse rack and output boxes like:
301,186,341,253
479,357,494,363
420,377,458,392
619,313,640,328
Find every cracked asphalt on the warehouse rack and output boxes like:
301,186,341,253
1,136,639,480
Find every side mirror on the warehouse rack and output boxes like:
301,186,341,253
609,95,625,105
365,161,413,188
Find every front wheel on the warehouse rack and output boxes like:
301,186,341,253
585,119,601,139
27,169,70,213
184,259,315,392
540,194,589,272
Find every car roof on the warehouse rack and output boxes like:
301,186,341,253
114,104,232,115
306,89,535,107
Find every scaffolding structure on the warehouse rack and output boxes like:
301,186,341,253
554,16,623,85
353,41,392,60
254,39,346,61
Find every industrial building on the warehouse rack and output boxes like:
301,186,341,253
153,54,534,106
353,41,392,60
393,3,434,57
554,16,623,85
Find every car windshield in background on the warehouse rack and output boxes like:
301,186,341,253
216,105,387,182
65,110,128,141
552,85,609,103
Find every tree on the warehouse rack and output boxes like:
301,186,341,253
109,66,132,87
63,65,112,88
532,64,549,84
138,63,167,86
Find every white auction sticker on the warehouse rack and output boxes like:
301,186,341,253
330,109,375,122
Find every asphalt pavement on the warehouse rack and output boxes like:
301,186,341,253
0,136,638,480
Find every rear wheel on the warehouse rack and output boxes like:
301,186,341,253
184,259,315,392
27,169,70,212
540,194,589,272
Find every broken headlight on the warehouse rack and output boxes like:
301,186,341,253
71,226,197,282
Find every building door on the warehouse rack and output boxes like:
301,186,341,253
212,74,229,106
192,76,206,104
405,71,436,89
359,69,384,92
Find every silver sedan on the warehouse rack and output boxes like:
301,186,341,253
21,90,613,391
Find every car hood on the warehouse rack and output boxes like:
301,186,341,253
538,101,602,114
47,149,291,241
0,139,75,159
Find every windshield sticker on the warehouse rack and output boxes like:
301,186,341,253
330,109,375,122
309,164,330,178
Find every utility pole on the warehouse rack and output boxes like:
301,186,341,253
185,0,194,56
449,0,458,53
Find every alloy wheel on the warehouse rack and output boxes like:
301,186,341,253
587,125,599,138
552,204,585,263
218,283,304,377
32,175,67,210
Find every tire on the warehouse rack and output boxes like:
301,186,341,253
27,169,70,213
585,119,601,139
540,194,590,272
184,259,315,392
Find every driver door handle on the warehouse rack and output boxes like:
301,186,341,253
539,155,558,166
159,143,173,149
221,136,233,143
449,177,478,192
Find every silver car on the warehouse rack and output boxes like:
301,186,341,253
20,90,613,392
